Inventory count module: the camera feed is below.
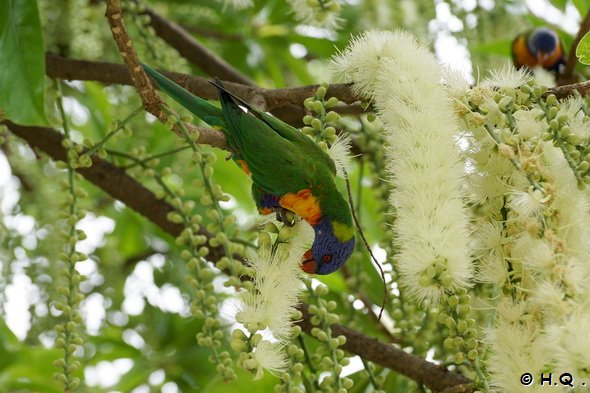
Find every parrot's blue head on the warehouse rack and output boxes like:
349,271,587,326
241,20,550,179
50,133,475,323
529,27,559,58
300,218,355,275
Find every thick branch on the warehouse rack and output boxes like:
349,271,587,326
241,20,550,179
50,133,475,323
45,53,358,108
133,0,253,85
4,121,229,263
297,305,472,393
6,121,473,392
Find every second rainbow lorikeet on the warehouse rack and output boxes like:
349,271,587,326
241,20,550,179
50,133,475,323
512,27,566,74
142,64,355,275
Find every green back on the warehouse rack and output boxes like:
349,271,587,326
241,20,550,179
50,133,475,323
214,84,351,225
143,64,350,225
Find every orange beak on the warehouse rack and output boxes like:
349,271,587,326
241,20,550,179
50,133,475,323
300,250,316,274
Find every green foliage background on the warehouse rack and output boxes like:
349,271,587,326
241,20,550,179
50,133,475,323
0,0,588,392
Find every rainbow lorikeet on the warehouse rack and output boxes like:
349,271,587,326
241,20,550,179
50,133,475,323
142,64,355,275
512,27,566,74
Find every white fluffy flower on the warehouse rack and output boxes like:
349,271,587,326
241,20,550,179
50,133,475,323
236,220,313,338
332,30,473,303
288,0,342,30
513,108,546,140
545,311,590,378
486,316,549,393
481,64,532,89
327,133,353,178
531,67,556,87
251,340,288,380
509,190,545,217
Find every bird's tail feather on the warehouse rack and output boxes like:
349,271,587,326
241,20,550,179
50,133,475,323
142,63,226,129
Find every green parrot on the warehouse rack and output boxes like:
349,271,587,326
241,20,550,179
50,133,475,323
142,64,355,274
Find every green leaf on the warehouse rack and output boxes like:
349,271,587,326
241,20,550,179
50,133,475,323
0,0,46,125
576,31,590,65
550,0,568,11
572,0,589,15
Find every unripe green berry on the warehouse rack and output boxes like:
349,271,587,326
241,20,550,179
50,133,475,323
312,101,323,114
325,97,339,108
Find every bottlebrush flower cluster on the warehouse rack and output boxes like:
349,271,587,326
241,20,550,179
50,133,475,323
332,30,590,390
331,30,473,304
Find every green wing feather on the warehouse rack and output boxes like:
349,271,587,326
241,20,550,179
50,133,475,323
143,64,349,224
213,81,313,195
209,79,336,176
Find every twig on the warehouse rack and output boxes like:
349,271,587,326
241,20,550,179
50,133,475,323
104,0,230,151
106,0,162,116
547,79,590,99
340,264,402,344
559,10,590,84
344,172,388,321
132,0,253,85
6,120,473,393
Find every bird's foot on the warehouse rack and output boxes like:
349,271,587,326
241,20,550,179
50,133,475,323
276,208,296,227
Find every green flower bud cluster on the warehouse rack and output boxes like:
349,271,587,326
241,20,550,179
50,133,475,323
195,319,236,381
341,251,372,331
59,138,93,170
388,296,433,354
171,115,247,282
259,221,298,251
123,1,188,70
234,329,257,369
124,0,163,63
40,0,104,59
465,82,552,196
53,88,88,392
120,113,241,382
78,109,141,162
273,323,310,393
534,93,590,190
304,0,340,24
161,116,248,381
176,213,238,382
418,256,454,289
438,289,481,366
305,284,353,392
302,84,341,147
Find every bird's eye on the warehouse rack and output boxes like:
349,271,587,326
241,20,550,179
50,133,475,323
322,254,333,263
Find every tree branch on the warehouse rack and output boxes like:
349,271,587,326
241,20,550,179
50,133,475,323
131,0,253,85
5,120,473,392
547,79,590,99
45,53,358,109
297,305,472,393
106,0,162,116
104,0,229,151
